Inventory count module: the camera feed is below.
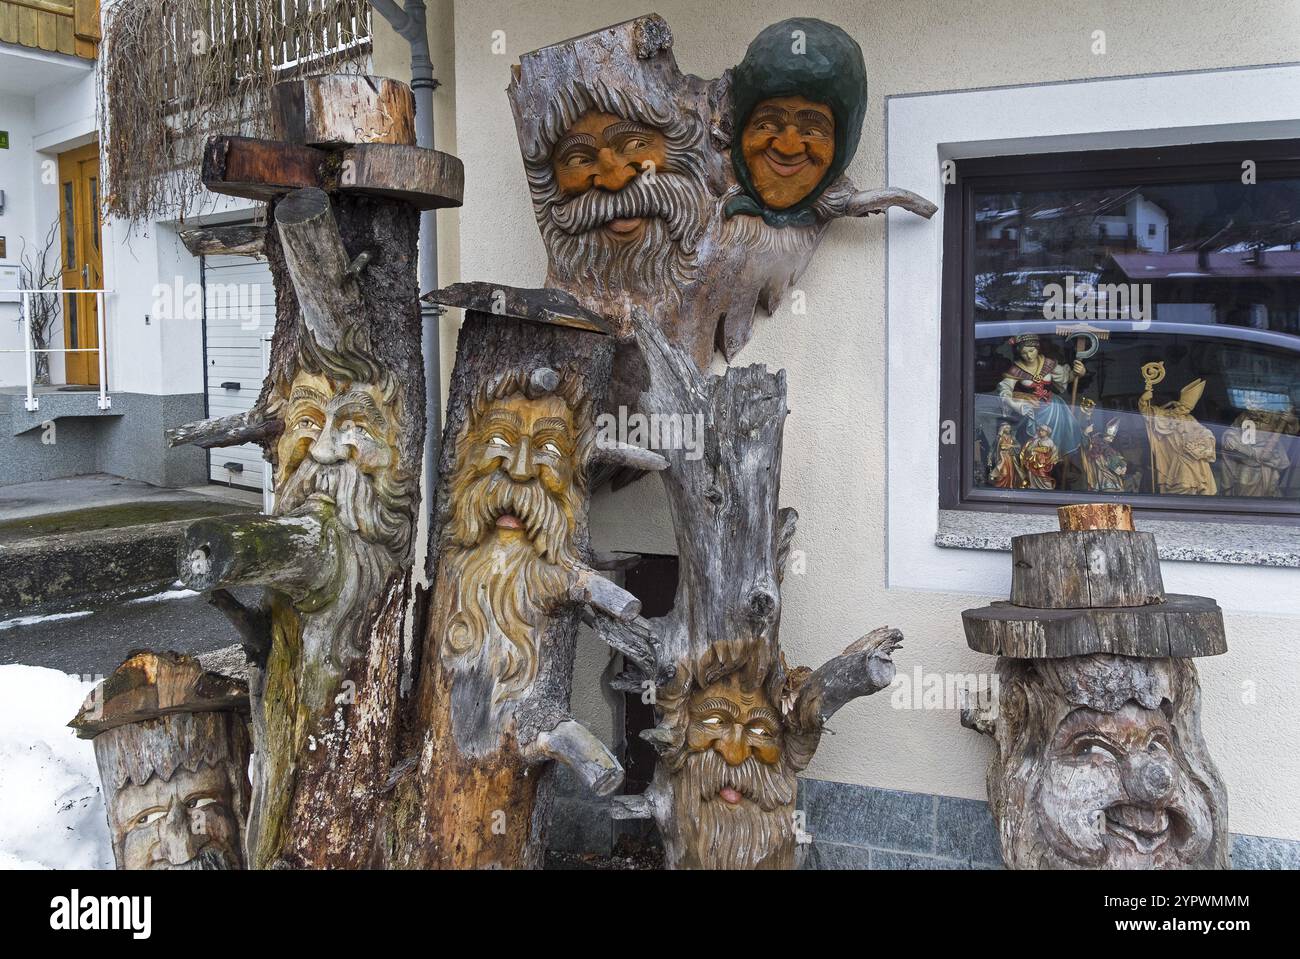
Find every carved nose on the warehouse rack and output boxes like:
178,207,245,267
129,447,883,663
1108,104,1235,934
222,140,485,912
310,423,346,464
157,802,200,866
508,437,535,481
773,126,804,156
594,147,637,191
1125,752,1176,805
714,727,750,766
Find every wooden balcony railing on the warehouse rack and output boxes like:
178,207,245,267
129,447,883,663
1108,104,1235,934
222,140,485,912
0,0,100,60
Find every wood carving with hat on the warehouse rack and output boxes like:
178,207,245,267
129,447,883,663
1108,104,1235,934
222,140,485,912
726,17,869,226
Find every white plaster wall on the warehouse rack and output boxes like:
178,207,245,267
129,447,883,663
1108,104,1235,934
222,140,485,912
431,0,1300,840
0,91,37,387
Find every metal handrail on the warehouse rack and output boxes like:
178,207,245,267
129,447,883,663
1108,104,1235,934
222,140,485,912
1,288,112,412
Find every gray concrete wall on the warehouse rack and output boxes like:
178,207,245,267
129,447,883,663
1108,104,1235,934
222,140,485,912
0,392,206,488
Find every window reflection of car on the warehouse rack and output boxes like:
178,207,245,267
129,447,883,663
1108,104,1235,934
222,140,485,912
971,318,1300,498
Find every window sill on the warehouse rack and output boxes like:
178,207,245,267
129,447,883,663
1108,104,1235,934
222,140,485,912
935,508,1300,569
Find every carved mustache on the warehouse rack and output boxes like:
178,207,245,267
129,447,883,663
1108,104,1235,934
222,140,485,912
454,472,576,566
277,458,409,550
156,844,239,871
685,746,794,813
549,170,703,248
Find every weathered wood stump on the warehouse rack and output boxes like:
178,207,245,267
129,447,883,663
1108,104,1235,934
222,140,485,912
386,288,656,869
961,504,1230,869
604,308,901,870
69,651,251,870
168,76,462,868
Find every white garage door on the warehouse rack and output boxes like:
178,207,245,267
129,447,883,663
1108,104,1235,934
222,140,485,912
203,254,275,489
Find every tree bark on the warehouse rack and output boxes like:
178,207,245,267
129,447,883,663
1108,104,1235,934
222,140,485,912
386,306,639,869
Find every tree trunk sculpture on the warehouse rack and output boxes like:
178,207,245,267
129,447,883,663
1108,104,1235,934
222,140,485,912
69,651,251,870
961,504,1230,869
501,14,922,868
170,75,462,868
386,286,667,869
602,308,900,869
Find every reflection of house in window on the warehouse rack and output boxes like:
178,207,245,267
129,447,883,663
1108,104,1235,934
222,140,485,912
1103,248,1300,332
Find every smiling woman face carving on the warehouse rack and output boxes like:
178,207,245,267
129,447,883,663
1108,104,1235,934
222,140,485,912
740,95,835,210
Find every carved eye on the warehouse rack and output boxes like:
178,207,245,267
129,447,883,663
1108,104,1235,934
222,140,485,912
701,716,723,726
542,441,561,455
136,810,166,827
489,435,511,448
625,138,648,152
188,797,217,810
298,417,319,431
746,726,770,737
1073,738,1119,760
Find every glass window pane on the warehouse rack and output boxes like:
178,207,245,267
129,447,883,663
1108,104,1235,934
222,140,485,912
970,176,1300,503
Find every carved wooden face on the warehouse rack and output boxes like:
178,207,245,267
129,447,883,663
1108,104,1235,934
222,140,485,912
686,674,783,782
110,764,243,870
1037,702,1213,868
550,110,668,243
276,371,396,488
441,386,585,699
740,95,835,210
454,391,579,551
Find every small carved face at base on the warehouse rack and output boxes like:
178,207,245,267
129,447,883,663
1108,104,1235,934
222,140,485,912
275,371,407,547
668,672,797,869
685,674,784,807
1038,702,1212,868
740,96,835,210
551,110,668,244
110,765,242,870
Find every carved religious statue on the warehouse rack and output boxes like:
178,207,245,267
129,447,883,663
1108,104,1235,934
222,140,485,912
1019,424,1061,489
69,651,251,870
998,334,1086,458
1219,409,1294,498
962,504,1230,869
987,421,1024,489
1139,365,1217,496
1081,412,1130,493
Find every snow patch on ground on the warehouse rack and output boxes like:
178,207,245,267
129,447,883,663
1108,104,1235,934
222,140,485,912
0,611,93,631
0,665,112,869
127,588,200,605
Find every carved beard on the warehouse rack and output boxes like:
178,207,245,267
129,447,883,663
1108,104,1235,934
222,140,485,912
276,456,412,555
538,170,707,303
164,845,241,871
439,471,580,699
672,748,797,870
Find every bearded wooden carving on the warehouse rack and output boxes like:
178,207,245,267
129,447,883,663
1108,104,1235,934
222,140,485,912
508,14,934,371
69,651,251,870
962,504,1230,869
387,302,661,869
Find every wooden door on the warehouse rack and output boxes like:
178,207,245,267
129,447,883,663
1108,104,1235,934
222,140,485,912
57,142,103,385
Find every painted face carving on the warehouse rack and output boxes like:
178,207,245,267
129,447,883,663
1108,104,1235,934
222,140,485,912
551,110,669,243
686,674,784,798
667,672,797,869
440,376,588,699
111,765,242,870
1037,702,1213,868
453,391,579,557
740,96,835,210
